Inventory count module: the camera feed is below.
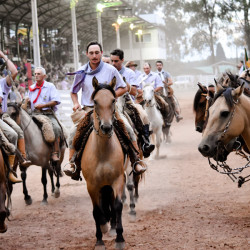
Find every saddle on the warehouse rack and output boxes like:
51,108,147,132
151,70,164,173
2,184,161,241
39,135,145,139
73,110,138,167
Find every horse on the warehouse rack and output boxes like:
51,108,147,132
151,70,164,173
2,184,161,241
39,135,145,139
7,103,66,205
143,84,163,158
81,77,125,249
116,93,143,219
198,83,250,160
193,83,214,133
0,149,11,233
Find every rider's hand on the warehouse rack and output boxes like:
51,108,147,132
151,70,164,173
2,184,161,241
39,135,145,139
34,104,45,110
73,103,81,112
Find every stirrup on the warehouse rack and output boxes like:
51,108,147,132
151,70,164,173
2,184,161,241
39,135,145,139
63,162,77,175
130,159,147,176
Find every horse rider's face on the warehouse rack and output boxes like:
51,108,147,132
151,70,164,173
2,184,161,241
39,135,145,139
156,63,163,71
87,45,103,65
143,65,151,75
102,57,111,64
129,65,136,71
110,55,124,71
35,69,46,83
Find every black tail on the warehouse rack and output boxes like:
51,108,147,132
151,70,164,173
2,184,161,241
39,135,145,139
100,185,113,224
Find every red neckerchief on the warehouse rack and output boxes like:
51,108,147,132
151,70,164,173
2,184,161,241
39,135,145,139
29,81,44,104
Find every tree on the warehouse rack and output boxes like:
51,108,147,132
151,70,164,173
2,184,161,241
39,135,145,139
216,42,226,61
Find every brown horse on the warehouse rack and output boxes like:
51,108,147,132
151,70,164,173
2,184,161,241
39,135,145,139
193,83,214,133
198,83,250,159
81,77,125,249
0,149,11,233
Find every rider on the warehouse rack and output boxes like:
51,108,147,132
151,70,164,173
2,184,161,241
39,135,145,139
156,60,183,122
0,50,31,183
64,41,146,180
125,61,142,79
28,67,62,162
110,49,155,158
102,55,111,64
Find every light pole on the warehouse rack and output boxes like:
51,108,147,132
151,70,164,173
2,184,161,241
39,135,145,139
129,23,134,59
138,29,143,71
71,5,79,71
96,3,104,47
112,17,123,49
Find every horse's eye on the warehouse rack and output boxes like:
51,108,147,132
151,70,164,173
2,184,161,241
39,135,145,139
220,111,230,118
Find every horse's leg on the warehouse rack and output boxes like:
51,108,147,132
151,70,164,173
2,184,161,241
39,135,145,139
126,174,136,218
21,168,32,205
109,201,116,237
50,162,60,198
121,173,127,204
93,205,105,249
0,183,7,233
134,175,139,203
41,168,48,205
114,197,125,249
155,130,162,159
48,168,55,195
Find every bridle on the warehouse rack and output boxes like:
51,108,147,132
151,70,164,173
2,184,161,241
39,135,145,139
200,91,211,122
93,102,115,138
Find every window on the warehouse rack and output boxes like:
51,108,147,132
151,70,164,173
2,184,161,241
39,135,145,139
135,33,151,43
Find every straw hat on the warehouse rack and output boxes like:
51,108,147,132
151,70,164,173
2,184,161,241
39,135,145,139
125,61,138,67
71,109,86,125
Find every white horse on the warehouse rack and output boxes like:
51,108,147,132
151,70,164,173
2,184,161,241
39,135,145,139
143,84,163,158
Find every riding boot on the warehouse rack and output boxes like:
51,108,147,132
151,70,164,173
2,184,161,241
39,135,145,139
8,155,22,183
64,148,82,181
141,124,155,158
51,137,60,162
175,113,183,122
17,138,32,168
130,141,147,175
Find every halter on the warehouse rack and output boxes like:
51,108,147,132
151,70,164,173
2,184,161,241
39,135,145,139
201,92,211,122
93,106,115,138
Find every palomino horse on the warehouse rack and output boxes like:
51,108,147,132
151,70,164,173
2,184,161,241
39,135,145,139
0,149,11,233
143,84,163,158
7,103,66,205
81,77,125,249
198,83,250,160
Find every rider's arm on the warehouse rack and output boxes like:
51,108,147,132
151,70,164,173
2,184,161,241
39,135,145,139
154,87,163,93
71,92,81,111
167,77,173,86
115,86,128,97
0,51,17,86
34,101,58,110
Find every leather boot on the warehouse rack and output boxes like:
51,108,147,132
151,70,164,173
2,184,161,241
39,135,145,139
8,155,22,183
175,113,183,122
141,124,155,158
131,141,147,174
17,138,32,167
64,148,81,181
51,137,60,162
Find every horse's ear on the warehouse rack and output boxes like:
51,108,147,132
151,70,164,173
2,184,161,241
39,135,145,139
215,81,223,92
197,82,206,92
92,77,99,89
110,76,116,89
232,82,245,98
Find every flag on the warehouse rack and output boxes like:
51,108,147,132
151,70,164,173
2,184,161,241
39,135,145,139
244,48,250,69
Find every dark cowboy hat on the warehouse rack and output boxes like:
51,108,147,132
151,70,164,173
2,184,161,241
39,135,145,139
125,61,138,67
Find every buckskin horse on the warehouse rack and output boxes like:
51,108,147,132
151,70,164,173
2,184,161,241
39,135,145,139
80,77,125,249
198,83,250,160
0,148,11,233
7,103,66,205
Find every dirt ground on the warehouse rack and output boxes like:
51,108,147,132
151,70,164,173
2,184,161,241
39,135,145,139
1,88,250,250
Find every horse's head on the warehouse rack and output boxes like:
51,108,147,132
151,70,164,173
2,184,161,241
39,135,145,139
143,83,155,107
198,83,245,161
7,102,21,125
92,76,116,136
193,83,213,133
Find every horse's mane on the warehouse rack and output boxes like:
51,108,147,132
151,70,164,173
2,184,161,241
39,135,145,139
91,84,116,100
193,88,205,112
213,87,234,109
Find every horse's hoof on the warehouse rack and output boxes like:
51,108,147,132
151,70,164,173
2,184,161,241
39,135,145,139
109,228,116,237
115,241,125,250
100,223,109,234
129,213,136,223
95,240,105,250
54,188,60,198
25,197,32,206
0,223,7,233
41,200,48,206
